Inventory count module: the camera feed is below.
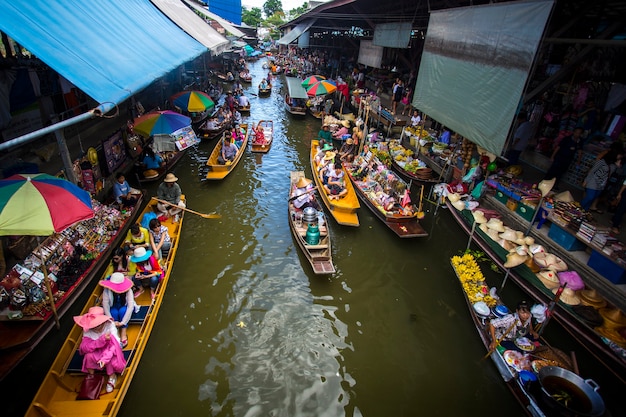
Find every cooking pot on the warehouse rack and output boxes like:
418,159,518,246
538,366,605,417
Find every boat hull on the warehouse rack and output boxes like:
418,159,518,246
250,120,273,153
284,95,306,116
206,124,249,180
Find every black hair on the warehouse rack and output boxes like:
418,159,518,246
111,247,128,269
116,172,124,180
149,218,161,229
516,300,530,312
130,223,140,234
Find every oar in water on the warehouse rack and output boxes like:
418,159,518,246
151,197,221,219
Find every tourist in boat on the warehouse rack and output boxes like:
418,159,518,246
142,146,165,170
204,118,219,131
233,80,243,92
233,109,242,125
130,247,162,299
238,93,250,108
113,173,140,208
148,218,171,260
156,173,185,218
317,124,332,148
99,272,135,348
123,223,151,255
324,161,348,200
218,136,239,164
253,124,267,145
73,306,126,393
339,138,356,162
260,78,269,89
104,248,132,278
225,91,236,113
293,177,320,210
488,300,538,352
231,127,244,148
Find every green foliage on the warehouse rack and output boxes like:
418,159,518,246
459,249,501,274
288,2,309,19
242,7,263,27
263,0,283,18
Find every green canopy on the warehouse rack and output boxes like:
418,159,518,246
285,77,309,99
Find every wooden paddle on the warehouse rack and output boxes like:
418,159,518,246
288,187,318,202
151,198,221,219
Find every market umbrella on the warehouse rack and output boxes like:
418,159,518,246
0,173,95,327
301,75,326,89
306,79,337,97
132,110,192,138
170,90,215,113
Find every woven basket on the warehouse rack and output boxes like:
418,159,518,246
533,346,573,371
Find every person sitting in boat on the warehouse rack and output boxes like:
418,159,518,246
218,136,239,164
74,306,126,393
317,124,332,148
488,300,538,352
130,247,162,299
293,177,320,211
113,173,140,208
438,127,451,145
260,78,269,89
123,223,151,255
226,71,234,81
156,173,185,218
231,127,244,148
100,272,135,348
233,80,243,91
148,218,171,260
104,248,133,279
253,124,267,145
339,138,356,162
233,109,242,126
332,120,351,140
216,107,227,124
238,94,250,108
204,118,219,131
142,146,165,170
324,161,348,200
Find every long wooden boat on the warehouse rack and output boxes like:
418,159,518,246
0,195,144,381
134,151,185,184
258,83,271,98
238,102,251,115
25,197,183,417
450,253,581,417
387,139,439,187
344,154,427,238
284,95,307,116
284,77,308,117
239,71,252,83
197,119,230,141
250,120,273,153
448,203,626,384
288,171,335,275
206,123,249,180
310,139,360,227
308,107,324,120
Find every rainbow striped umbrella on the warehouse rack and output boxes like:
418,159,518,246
301,75,326,89
133,110,192,138
0,173,94,236
306,79,337,96
170,90,215,113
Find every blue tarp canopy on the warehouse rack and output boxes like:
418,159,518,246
0,0,207,105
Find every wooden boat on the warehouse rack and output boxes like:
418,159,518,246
258,82,272,98
206,123,249,180
25,197,183,417
135,150,185,184
250,120,273,153
288,171,335,275
448,203,626,384
387,139,439,187
284,77,307,117
239,71,252,83
197,118,230,140
344,153,427,238
308,107,324,119
310,139,360,227
0,195,144,381
450,253,582,417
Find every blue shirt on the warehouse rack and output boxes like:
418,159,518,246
143,154,163,169
439,131,451,144
113,180,131,203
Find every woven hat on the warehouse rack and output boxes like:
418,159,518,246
499,228,519,242
595,326,626,348
599,308,626,329
486,218,505,232
479,223,489,234
472,210,488,224
73,306,111,331
485,227,501,242
341,120,350,128
523,236,535,246
143,169,159,179
524,256,541,273
448,193,461,203
511,245,529,256
503,252,528,268
323,151,336,161
533,253,567,271
577,288,607,309
554,191,573,202
554,287,581,305
346,138,354,145
451,199,466,211
537,270,560,290
538,178,556,197
164,173,178,183
572,305,604,328
99,272,133,293
529,244,545,254
130,247,153,263
296,177,313,188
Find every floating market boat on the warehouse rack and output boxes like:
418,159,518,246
25,197,182,417
258,82,272,98
206,123,249,180
387,139,439,187
239,71,252,83
448,203,626,384
288,171,335,275
197,118,230,141
310,139,360,227
284,77,308,117
450,253,605,417
250,120,273,153
344,153,427,238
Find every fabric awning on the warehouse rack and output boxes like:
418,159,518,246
151,0,229,55
0,0,206,105
285,77,309,99
183,0,246,38
277,20,316,45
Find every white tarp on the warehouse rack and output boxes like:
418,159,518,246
278,20,316,45
373,22,412,49
358,41,383,69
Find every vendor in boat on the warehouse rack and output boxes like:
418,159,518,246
488,300,538,352
339,138,356,162
74,306,126,393
218,136,239,164
410,110,422,127
142,146,165,170
130,247,162,299
332,120,351,140
438,127,451,145
156,173,185,218
317,124,332,148
293,177,320,211
123,223,151,255
324,161,348,200
100,272,135,348
113,173,140,208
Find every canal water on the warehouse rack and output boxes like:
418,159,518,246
4,60,623,417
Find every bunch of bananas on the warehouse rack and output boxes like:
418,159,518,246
451,254,497,307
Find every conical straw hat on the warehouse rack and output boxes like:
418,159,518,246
554,191,574,202
472,210,488,224
537,270,560,289
499,229,518,242
448,193,461,203
503,252,528,268
577,288,607,309
599,308,626,328
486,218,505,232
452,199,466,211
554,287,581,305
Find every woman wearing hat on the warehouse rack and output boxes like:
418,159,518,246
317,151,336,184
338,138,356,162
292,177,319,211
74,306,126,393
324,161,348,200
156,173,185,218
488,300,538,351
130,247,163,299
332,120,350,140
100,272,135,347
